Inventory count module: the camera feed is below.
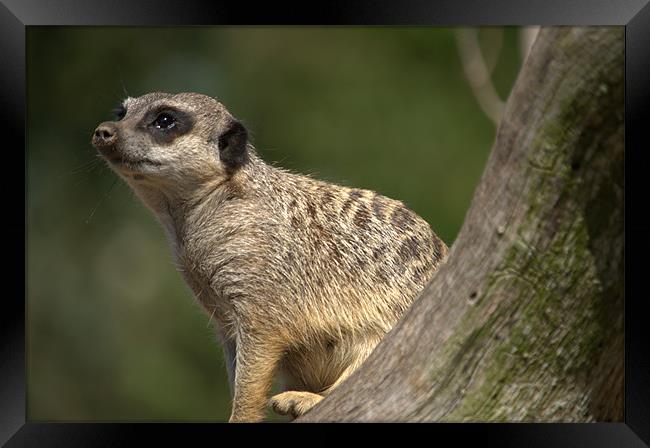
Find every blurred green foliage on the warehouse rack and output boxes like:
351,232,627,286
26,27,522,421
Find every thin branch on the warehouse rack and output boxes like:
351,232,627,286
455,28,505,126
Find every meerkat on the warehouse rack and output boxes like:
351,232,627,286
91,92,448,422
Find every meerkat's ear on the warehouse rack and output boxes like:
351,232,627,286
217,120,249,172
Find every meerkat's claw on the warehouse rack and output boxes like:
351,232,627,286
270,391,324,418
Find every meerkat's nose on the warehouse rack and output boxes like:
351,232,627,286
92,122,118,149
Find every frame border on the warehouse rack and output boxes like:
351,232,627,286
5,0,648,445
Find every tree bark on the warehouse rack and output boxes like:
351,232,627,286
299,27,624,422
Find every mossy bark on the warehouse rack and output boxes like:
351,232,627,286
299,27,624,422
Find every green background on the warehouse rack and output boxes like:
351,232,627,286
26,27,523,421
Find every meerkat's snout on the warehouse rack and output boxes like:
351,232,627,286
92,122,118,151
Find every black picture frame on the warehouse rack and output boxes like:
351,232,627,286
5,0,649,445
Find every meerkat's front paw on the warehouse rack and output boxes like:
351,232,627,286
270,391,324,419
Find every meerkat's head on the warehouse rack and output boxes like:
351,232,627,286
91,92,249,194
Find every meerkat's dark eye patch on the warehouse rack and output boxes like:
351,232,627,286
112,104,127,121
143,106,194,144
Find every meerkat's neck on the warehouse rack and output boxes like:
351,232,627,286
134,147,283,250
239,148,293,198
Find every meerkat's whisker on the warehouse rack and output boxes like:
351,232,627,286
85,177,118,225
59,158,103,178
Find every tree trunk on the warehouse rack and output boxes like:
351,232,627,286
299,27,624,422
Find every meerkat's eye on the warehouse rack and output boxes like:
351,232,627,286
145,108,192,143
153,113,176,130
